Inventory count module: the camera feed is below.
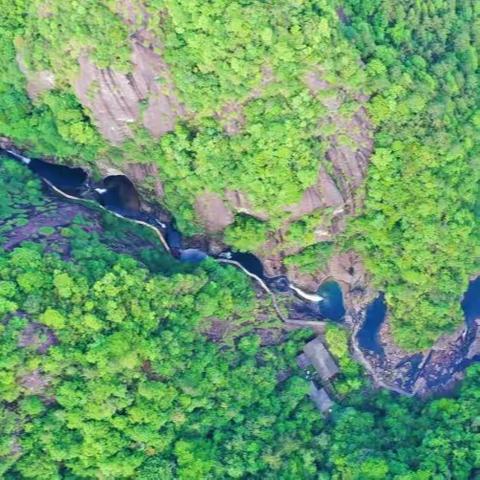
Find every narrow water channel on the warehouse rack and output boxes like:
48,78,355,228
1,149,323,313
462,277,480,327
3,148,479,393
7,151,87,194
7,149,479,342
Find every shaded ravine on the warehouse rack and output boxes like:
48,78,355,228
463,276,480,327
353,280,480,395
4,147,477,395
1,147,329,328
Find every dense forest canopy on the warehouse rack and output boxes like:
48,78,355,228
0,157,479,479
1,0,480,477
1,0,479,349
343,0,480,348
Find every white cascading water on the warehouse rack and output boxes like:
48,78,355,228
6,149,30,165
290,285,323,303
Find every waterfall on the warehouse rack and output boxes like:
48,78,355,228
290,285,323,303
6,149,31,165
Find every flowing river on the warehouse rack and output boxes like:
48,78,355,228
3,147,478,395
1,148,334,320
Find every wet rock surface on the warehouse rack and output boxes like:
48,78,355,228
352,278,480,396
3,146,478,397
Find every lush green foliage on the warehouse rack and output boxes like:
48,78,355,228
224,215,269,252
136,0,365,228
1,10,480,479
1,0,366,234
0,158,321,478
285,242,334,274
150,0,361,115
21,0,131,75
2,0,480,348
1,0,480,477
0,156,43,220
0,0,108,161
1,157,479,479
344,0,480,349
325,324,363,396
285,211,331,248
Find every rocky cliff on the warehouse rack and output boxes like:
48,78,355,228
15,1,372,293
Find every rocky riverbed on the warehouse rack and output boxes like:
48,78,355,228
348,280,480,396
1,142,478,397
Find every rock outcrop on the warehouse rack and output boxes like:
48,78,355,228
74,34,185,145
304,70,372,216
15,4,373,297
224,190,269,221
255,71,372,285
124,162,165,199
467,321,480,358
289,251,370,297
16,53,55,100
286,168,345,222
194,192,235,233
325,106,371,213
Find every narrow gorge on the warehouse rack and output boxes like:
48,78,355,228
2,144,478,397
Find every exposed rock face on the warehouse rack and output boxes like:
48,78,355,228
15,2,372,294
286,168,344,221
467,321,480,358
3,203,86,252
94,161,165,214
255,71,372,284
194,192,235,233
15,3,373,300
287,250,371,304
224,190,269,221
75,54,135,143
74,33,185,145
325,106,371,213
16,53,55,100
216,101,246,136
117,0,147,26
125,162,165,199
305,70,336,93
305,70,372,215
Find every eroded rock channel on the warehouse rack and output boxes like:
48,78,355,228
2,146,478,397
352,279,480,396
